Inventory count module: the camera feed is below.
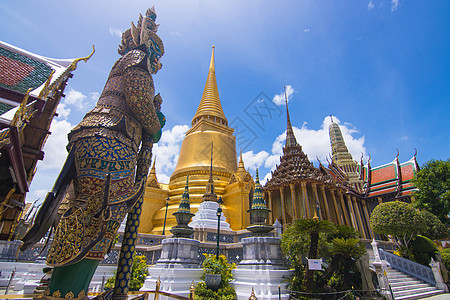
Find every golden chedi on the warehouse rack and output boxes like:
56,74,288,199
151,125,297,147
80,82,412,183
139,46,254,234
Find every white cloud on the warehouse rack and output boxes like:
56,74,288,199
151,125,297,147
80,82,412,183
304,28,310,33
391,0,399,11
153,125,190,183
56,102,71,119
242,150,269,171
399,135,408,141
272,85,295,106
368,0,375,10
90,92,100,102
109,27,122,38
60,88,97,115
64,88,87,111
40,119,74,169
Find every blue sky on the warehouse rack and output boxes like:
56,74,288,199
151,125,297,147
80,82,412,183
1,0,449,202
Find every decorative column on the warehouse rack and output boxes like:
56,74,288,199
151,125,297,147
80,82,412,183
320,185,332,222
331,190,343,225
267,191,273,224
289,184,298,220
311,184,322,220
279,187,287,230
338,192,351,226
352,198,367,238
301,182,309,219
345,194,358,230
362,200,374,239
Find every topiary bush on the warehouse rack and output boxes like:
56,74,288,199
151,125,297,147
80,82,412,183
409,235,438,266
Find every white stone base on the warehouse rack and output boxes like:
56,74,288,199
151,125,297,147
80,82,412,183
231,268,293,300
141,267,203,299
190,201,231,231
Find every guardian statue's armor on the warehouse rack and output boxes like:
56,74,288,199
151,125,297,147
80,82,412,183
21,8,165,299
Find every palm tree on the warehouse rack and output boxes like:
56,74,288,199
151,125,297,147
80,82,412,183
287,218,335,293
328,237,366,290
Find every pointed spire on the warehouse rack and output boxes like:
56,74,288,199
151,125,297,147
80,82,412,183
177,175,191,213
192,45,228,126
284,86,298,147
203,142,218,202
147,155,160,188
250,169,267,209
237,150,246,175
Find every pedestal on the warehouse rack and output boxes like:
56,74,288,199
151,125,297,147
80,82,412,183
232,237,292,300
141,238,203,299
0,240,21,262
190,201,231,231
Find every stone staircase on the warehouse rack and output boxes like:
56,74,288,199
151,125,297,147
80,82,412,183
385,266,446,300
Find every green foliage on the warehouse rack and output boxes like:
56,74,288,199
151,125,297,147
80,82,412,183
327,238,366,291
104,255,149,291
194,281,236,300
195,254,236,299
418,210,448,240
442,249,450,271
412,159,450,225
370,201,426,253
409,235,438,266
281,221,366,293
130,255,149,290
201,254,235,285
328,225,361,241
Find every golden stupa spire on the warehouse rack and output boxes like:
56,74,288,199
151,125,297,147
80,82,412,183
203,142,218,202
237,150,246,178
192,45,228,127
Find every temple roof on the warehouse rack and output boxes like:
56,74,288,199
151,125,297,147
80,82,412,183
191,46,228,127
360,155,419,198
0,41,93,119
265,102,336,189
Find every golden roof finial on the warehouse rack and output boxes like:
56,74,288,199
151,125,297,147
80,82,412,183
192,45,227,126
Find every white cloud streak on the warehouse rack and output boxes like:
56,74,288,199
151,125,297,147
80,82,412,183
109,27,122,38
391,0,399,11
368,0,375,10
272,85,295,106
153,125,190,183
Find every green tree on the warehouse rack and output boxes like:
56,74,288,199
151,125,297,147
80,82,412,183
370,201,426,257
418,210,448,240
281,218,335,293
328,237,366,291
412,159,450,225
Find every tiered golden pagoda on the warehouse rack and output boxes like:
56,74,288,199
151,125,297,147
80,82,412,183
139,46,254,234
328,116,365,192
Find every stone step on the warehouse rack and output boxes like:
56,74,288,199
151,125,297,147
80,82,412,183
390,283,430,292
389,280,423,287
388,277,418,283
394,289,445,300
393,286,440,298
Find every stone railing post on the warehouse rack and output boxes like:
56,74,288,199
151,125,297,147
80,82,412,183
371,239,392,300
430,258,449,292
